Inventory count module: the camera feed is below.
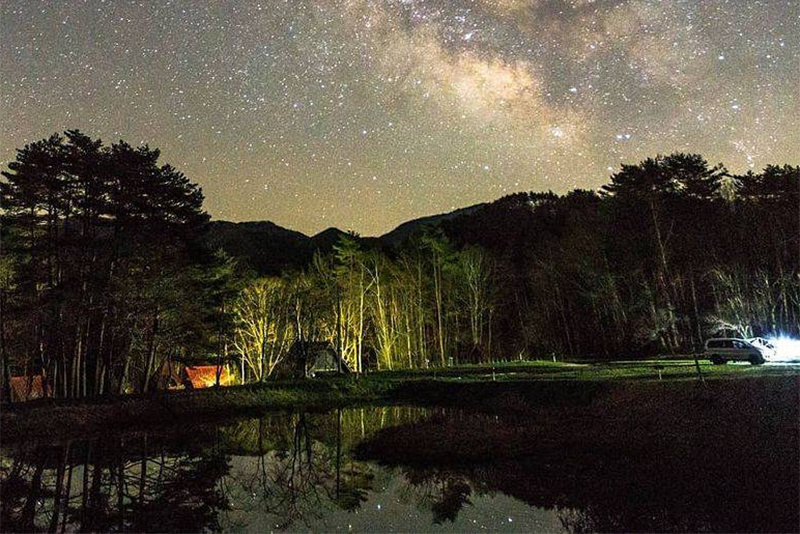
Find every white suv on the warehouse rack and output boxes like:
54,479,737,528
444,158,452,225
704,337,775,365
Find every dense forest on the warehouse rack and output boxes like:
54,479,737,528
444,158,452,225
1,131,798,398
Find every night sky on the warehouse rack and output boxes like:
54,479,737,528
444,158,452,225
1,1,797,235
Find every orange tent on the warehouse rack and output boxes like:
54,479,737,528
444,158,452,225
10,375,50,402
184,365,233,389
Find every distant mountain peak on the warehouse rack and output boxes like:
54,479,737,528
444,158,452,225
378,203,487,246
204,202,489,274
312,227,347,239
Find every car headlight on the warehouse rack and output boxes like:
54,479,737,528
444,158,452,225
766,336,800,361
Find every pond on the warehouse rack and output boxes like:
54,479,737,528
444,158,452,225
1,404,797,532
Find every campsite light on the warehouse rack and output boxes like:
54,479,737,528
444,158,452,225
765,335,800,362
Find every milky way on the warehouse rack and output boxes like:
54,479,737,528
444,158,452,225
1,1,797,235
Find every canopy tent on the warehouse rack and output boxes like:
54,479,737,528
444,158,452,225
273,341,350,379
184,365,234,389
9,375,50,402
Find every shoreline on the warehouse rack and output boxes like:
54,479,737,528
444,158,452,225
2,363,798,444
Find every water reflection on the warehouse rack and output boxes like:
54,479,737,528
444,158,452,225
1,404,797,532
1,430,231,532
354,410,800,533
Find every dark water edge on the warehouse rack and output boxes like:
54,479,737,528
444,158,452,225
1,377,798,533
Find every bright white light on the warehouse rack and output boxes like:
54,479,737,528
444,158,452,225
765,336,800,362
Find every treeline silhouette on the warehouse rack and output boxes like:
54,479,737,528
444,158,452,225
0,131,232,399
439,155,799,359
1,132,798,397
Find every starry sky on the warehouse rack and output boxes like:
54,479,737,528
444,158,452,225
1,1,798,235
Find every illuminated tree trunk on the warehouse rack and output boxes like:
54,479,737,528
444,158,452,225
357,266,365,374
417,259,427,367
370,257,395,370
337,295,343,373
433,253,446,366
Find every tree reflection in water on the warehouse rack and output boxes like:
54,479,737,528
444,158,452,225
218,407,429,530
3,401,796,532
399,471,473,524
0,432,230,533
220,412,373,529
0,406,431,532
355,408,800,533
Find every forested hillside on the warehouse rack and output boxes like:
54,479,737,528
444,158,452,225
219,154,799,377
2,132,797,397
440,156,799,359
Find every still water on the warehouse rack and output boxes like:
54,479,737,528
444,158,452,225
1,405,797,533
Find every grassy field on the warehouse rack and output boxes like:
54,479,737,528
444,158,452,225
2,359,798,443
375,357,800,382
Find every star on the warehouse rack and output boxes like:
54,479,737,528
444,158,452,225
0,0,796,235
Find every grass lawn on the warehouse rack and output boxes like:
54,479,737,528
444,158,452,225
370,357,799,382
